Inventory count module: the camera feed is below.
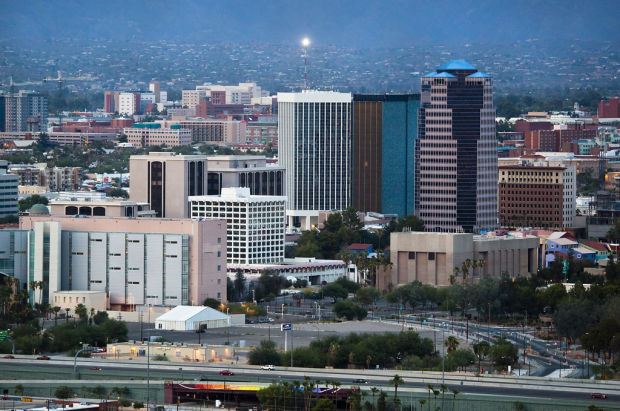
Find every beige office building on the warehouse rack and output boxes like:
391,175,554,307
389,232,539,287
129,152,208,218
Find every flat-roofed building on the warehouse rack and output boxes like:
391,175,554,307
124,126,191,148
129,152,208,218
389,232,539,287
49,199,155,218
206,155,285,196
189,187,286,265
19,215,227,308
498,163,576,229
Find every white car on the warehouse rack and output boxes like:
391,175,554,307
261,365,276,371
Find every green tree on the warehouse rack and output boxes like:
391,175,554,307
322,283,348,301
74,304,88,323
488,337,519,370
248,340,281,365
106,188,129,198
203,298,221,309
18,195,49,212
54,386,73,400
313,398,337,411
377,391,387,411
444,336,460,354
473,340,490,372
341,207,363,232
389,374,404,404
355,287,380,306
446,348,476,371
333,300,367,321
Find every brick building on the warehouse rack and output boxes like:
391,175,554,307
598,97,620,118
498,164,576,229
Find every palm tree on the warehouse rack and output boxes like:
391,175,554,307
65,307,70,323
418,399,426,411
432,388,440,410
461,259,472,284
473,341,490,373
451,389,459,411
426,384,434,411
370,387,379,407
440,384,447,411
389,374,404,405
52,306,61,326
444,336,459,354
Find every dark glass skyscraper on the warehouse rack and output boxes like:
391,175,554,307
352,94,420,216
416,60,497,233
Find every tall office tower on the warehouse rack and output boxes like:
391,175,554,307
118,92,140,115
0,160,18,217
0,93,5,132
352,94,420,216
278,91,352,230
416,60,497,233
149,81,161,103
104,91,116,113
129,152,208,218
4,91,47,132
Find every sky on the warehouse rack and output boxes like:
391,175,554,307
1,0,619,47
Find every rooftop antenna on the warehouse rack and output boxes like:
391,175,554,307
302,37,310,90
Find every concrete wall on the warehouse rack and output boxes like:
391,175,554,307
389,232,539,287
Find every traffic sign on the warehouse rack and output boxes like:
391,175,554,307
281,323,292,331
0,330,7,342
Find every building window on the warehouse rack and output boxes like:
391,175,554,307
217,265,221,271
408,252,416,260
428,252,435,261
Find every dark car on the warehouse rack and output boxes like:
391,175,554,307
2,355,15,359
36,355,51,360
353,378,368,384
590,393,607,399
219,370,234,376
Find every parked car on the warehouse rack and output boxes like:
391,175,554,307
219,370,234,376
36,355,51,360
590,393,607,399
261,364,276,371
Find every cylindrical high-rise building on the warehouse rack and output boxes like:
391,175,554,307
415,60,498,233
278,91,352,231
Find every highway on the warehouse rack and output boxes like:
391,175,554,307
1,356,619,406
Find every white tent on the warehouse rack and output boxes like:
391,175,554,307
154,305,230,331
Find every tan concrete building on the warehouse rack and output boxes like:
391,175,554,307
129,152,208,218
20,215,228,308
389,232,539,287
49,199,155,218
51,290,108,314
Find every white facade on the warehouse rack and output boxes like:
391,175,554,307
562,165,577,228
118,93,138,116
229,257,348,286
155,305,231,331
278,91,352,231
182,89,206,109
189,187,286,265
124,127,192,148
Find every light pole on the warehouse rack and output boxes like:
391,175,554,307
487,302,491,343
442,329,445,385
226,308,230,345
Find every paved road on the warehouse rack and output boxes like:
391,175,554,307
1,356,618,406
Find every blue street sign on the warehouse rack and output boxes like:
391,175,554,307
281,323,292,331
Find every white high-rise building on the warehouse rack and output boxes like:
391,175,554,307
118,92,139,116
278,91,352,230
189,187,286,265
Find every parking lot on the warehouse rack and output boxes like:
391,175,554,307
125,319,445,350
